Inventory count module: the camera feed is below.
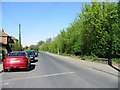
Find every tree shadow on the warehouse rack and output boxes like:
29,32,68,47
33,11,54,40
31,59,38,63
109,64,120,72
27,64,36,71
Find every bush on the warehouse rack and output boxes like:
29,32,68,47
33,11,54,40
112,58,120,64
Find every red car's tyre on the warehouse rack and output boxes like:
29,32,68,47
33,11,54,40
26,63,30,71
4,69,8,72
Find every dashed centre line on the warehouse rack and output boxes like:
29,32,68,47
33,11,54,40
2,72,75,82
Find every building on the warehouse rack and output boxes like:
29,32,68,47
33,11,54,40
0,29,18,53
10,35,18,43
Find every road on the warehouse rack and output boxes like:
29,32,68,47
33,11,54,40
1,52,118,88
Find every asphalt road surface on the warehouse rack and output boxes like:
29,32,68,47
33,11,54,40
1,52,118,88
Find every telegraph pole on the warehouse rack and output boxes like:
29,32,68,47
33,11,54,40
19,24,22,51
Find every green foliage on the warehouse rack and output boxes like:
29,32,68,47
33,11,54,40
37,40,44,46
112,58,120,64
11,42,22,51
28,45,39,51
39,2,120,61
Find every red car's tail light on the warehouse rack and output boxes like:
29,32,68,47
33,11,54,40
4,58,10,62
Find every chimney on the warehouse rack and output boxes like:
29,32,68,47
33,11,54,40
2,29,4,32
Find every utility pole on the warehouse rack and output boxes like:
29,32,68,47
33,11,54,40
19,24,22,51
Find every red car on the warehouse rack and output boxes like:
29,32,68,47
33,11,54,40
3,51,31,72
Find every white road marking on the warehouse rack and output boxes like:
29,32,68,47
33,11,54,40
1,82,9,86
3,72,75,82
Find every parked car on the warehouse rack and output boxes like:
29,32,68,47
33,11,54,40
25,50,36,62
31,50,38,57
3,51,31,72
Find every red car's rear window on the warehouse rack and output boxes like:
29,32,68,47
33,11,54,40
9,52,25,56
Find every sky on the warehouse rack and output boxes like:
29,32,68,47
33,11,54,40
2,2,86,47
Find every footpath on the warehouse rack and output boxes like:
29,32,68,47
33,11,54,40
0,62,3,74
46,52,119,77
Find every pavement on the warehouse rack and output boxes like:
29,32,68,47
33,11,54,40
46,52,119,77
0,62,3,74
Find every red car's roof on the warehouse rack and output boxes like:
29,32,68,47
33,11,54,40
6,56,25,58
8,51,26,57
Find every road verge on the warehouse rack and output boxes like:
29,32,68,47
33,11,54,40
0,62,3,74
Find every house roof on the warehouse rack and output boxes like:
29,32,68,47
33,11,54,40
0,29,18,41
0,29,9,37
10,35,18,40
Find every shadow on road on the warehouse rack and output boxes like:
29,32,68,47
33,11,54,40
109,65,120,72
31,59,38,63
27,64,36,71
6,64,36,72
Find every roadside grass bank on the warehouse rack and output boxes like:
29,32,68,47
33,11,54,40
48,52,120,67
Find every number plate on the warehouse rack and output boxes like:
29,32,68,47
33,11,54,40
10,60,20,63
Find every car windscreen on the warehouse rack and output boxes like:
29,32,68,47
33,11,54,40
9,52,25,56
26,51,35,55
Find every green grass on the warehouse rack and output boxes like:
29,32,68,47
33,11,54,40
112,58,120,64
57,52,120,65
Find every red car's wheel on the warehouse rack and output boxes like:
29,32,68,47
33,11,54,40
26,63,30,71
4,69,8,72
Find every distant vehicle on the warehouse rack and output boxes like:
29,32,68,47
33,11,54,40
3,51,31,72
25,50,36,62
31,50,38,57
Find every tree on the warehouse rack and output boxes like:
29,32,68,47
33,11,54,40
23,46,29,50
39,1,120,65
37,40,44,46
29,45,39,50
46,38,52,43
11,42,21,51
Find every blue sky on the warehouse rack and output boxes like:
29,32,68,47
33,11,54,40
2,2,85,47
